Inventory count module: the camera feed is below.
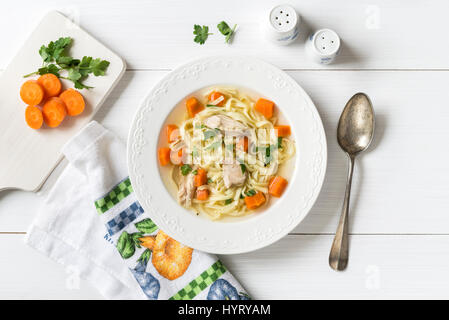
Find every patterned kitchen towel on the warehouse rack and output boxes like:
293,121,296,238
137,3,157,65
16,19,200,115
25,161,145,299
62,120,250,300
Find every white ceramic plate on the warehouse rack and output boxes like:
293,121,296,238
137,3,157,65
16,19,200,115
127,56,327,254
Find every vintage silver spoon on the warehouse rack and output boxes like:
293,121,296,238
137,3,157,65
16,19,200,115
329,93,375,271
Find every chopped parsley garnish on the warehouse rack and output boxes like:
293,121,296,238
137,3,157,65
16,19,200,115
207,178,213,184
278,137,283,149
192,147,199,158
181,164,192,176
252,144,258,153
224,199,233,205
203,130,218,140
206,141,221,151
262,145,277,164
245,189,256,197
193,25,213,45
217,21,237,43
206,104,220,107
192,170,198,175
240,163,246,174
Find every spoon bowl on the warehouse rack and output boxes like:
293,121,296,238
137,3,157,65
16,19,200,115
337,93,375,156
329,92,375,271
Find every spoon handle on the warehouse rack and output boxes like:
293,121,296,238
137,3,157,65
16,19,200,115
329,154,355,271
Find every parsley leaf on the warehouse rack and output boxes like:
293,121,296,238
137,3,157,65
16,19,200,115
181,164,192,176
204,130,217,140
39,37,72,63
278,137,283,149
90,58,110,76
68,68,82,82
192,147,200,158
192,170,198,175
240,163,246,174
245,189,256,197
193,25,212,45
224,199,233,205
206,141,221,151
217,21,237,43
38,64,60,77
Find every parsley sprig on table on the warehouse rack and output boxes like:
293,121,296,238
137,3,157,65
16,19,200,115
193,21,237,45
193,25,213,45
24,37,110,89
217,21,237,43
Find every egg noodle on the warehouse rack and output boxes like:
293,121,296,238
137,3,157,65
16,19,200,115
169,87,295,220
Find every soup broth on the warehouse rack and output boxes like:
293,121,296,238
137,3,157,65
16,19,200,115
157,85,296,222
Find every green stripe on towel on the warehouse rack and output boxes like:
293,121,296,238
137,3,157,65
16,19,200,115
169,260,227,300
94,177,133,214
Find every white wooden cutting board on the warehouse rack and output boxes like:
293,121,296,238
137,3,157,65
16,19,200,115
0,11,126,192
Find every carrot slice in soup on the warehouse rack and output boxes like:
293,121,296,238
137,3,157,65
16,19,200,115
274,125,291,137
236,136,248,152
254,98,274,119
42,97,67,128
166,124,179,143
158,147,171,166
186,97,204,117
196,189,209,201
268,176,288,197
194,168,207,187
208,91,225,106
25,105,43,129
244,192,266,210
37,73,62,98
59,88,85,116
20,80,44,106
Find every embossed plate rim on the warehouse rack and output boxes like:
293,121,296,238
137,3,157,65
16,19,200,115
127,56,327,254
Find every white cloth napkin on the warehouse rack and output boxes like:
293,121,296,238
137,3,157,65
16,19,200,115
25,121,250,300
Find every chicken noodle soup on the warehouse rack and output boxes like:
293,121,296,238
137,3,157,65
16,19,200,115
158,87,296,220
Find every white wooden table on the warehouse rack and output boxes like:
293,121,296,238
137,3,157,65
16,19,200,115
1,0,449,299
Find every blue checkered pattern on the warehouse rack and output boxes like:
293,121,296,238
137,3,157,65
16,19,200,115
106,201,144,236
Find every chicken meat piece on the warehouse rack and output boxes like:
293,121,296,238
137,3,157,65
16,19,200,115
177,172,196,207
204,115,247,132
223,163,247,188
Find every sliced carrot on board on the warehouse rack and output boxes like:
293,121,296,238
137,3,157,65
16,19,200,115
42,97,67,128
25,105,43,129
196,189,209,201
244,191,266,210
166,124,180,143
59,88,85,116
208,91,225,106
268,176,288,197
171,149,183,165
37,73,61,98
194,168,207,187
20,80,44,106
274,125,291,137
254,98,274,119
158,147,171,166
236,136,248,152
186,97,204,118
